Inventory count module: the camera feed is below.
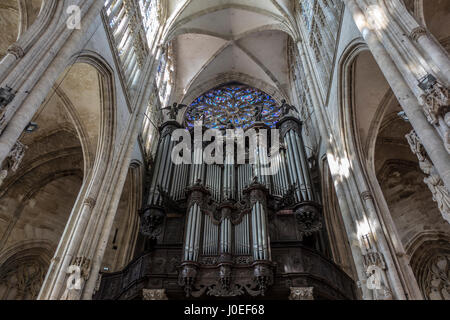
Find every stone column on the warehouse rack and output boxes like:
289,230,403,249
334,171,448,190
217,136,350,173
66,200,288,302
78,44,165,300
0,0,105,168
345,0,450,191
410,26,450,85
406,130,450,224
295,39,370,300
381,0,450,85
38,41,164,301
0,141,27,187
0,0,58,79
347,1,450,156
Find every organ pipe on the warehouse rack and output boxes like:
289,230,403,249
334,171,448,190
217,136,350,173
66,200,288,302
184,202,202,261
279,117,315,202
148,123,180,205
177,117,312,266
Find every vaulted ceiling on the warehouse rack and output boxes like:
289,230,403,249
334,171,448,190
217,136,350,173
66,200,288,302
0,0,42,59
164,0,297,104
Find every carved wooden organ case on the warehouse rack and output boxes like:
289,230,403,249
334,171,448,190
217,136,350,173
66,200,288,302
95,117,357,300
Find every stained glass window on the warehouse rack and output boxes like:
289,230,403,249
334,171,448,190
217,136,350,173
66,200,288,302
185,84,281,129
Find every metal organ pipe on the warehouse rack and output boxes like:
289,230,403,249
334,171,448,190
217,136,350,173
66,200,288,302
148,139,163,204
218,165,222,201
260,145,270,191
206,165,221,202
213,220,218,255
272,153,282,196
184,204,194,261
237,164,252,201
256,202,263,260
294,132,314,201
193,204,202,261
279,149,290,193
288,131,306,200
249,201,269,261
161,140,175,193
189,203,198,260
203,214,218,255
277,118,316,203
213,165,218,201
260,203,268,260
251,205,258,260
244,214,250,255
224,149,235,200
170,164,180,198
149,131,174,205
284,132,301,202
156,137,170,190
219,211,231,254
203,214,208,254
187,203,196,260
181,164,189,199
172,164,188,200
237,165,241,201
234,222,239,254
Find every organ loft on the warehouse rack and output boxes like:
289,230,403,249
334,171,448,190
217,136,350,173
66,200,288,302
95,84,356,299
0,0,449,301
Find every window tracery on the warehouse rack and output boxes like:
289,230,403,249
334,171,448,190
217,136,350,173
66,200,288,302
184,84,281,130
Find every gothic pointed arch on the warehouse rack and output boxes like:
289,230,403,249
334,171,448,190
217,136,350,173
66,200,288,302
0,0,58,61
0,51,117,300
407,232,450,300
0,241,52,300
182,82,282,129
337,37,450,300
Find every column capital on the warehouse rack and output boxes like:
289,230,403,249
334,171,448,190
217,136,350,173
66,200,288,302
289,287,314,300
409,27,428,42
7,44,25,59
83,197,97,209
419,81,449,126
360,191,373,201
142,289,168,300
276,116,303,138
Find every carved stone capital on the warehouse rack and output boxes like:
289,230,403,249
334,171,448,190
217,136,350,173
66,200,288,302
409,26,427,42
7,44,24,59
142,289,168,300
83,197,97,209
71,256,91,280
406,130,450,223
360,191,373,201
419,82,449,125
3,141,27,173
276,116,303,138
0,86,16,110
362,251,386,270
289,287,314,300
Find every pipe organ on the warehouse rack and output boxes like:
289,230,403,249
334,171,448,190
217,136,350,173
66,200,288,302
95,116,357,300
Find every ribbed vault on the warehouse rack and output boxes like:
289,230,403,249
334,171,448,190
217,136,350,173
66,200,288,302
163,0,297,105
